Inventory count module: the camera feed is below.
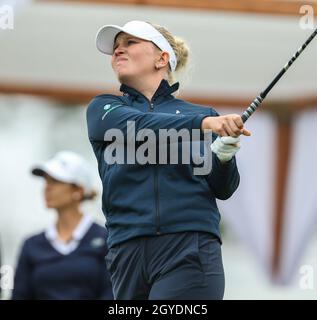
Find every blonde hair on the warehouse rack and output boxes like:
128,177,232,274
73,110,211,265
149,23,190,84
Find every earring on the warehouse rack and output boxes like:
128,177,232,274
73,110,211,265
155,65,159,70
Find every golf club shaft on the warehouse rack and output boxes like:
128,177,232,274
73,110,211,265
241,27,317,123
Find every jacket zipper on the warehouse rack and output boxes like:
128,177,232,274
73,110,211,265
149,101,161,235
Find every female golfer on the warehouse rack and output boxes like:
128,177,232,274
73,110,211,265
12,151,113,300
87,20,251,300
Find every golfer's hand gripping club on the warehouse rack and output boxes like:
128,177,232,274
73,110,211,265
201,114,250,162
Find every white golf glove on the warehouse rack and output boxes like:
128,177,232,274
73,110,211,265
210,136,240,163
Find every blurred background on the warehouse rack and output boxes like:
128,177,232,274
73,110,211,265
0,0,317,299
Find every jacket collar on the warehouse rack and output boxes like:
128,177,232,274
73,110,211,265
120,79,179,102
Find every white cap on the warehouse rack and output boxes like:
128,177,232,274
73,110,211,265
31,151,94,196
96,20,177,72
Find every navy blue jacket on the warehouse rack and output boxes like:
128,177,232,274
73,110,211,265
87,80,240,248
12,223,113,300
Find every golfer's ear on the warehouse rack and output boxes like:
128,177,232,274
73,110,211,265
157,52,169,69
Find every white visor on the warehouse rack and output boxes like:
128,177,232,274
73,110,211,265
96,20,177,72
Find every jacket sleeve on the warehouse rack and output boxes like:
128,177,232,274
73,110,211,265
86,95,208,143
11,240,34,300
205,109,240,200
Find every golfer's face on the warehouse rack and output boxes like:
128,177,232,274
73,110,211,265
111,32,160,82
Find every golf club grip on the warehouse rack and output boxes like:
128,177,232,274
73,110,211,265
241,95,264,123
241,27,317,123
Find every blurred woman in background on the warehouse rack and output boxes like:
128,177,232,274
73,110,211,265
12,151,113,300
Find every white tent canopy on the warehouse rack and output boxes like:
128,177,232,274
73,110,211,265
0,1,316,99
